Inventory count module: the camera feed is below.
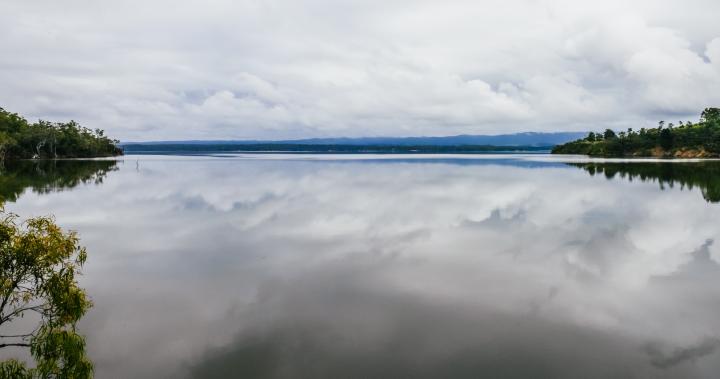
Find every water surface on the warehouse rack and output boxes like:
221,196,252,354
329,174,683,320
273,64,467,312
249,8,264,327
3,155,720,378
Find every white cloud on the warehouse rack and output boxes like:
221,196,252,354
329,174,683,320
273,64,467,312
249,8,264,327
1,0,720,140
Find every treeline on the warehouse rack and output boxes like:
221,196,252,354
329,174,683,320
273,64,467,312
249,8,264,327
0,107,123,160
122,143,550,154
552,108,720,157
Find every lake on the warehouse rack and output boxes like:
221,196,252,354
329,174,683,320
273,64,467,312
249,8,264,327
2,154,720,378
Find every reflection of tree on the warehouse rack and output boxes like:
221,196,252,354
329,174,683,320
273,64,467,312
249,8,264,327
0,160,119,203
0,160,111,376
569,162,720,203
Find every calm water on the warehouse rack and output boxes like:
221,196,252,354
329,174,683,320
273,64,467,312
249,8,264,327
3,154,720,378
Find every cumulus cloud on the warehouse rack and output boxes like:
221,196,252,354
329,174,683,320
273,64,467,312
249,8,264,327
1,0,720,140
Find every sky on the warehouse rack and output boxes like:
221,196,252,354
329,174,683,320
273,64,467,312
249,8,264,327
2,0,720,141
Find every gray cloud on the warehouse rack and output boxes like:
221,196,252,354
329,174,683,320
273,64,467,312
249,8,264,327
187,264,658,379
5,156,720,377
645,338,720,369
2,0,720,140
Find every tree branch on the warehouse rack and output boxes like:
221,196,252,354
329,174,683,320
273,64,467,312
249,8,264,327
0,343,30,349
0,304,45,325
0,332,35,338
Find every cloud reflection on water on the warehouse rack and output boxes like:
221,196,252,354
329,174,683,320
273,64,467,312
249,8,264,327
5,155,720,378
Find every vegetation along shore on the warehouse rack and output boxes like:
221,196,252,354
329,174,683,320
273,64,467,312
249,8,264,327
552,108,720,158
0,107,122,160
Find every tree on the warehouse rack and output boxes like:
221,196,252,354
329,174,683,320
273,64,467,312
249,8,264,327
586,132,596,142
0,210,93,378
701,108,720,123
0,133,15,164
603,129,616,139
660,128,673,150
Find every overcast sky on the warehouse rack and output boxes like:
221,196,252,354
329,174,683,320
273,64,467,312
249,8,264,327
2,0,720,141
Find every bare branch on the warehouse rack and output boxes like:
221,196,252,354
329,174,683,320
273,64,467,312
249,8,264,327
0,304,45,325
0,343,31,349
0,331,36,338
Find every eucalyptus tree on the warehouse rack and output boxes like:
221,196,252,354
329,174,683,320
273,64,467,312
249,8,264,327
0,210,93,378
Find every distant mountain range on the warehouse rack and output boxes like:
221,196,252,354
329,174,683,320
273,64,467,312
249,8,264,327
122,132,586,147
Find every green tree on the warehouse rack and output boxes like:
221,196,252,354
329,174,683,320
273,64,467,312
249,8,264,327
0,107,122,160
0,133,16,163
659,128,673,150
701,107,720,123
0,210,93,378
603,129,616,139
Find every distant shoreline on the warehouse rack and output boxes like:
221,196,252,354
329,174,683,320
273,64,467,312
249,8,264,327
121,144,553,155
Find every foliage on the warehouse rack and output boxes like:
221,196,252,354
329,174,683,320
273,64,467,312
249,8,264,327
0,107,122,160
552,108,720,157
0,210,93,378
701,108,720,123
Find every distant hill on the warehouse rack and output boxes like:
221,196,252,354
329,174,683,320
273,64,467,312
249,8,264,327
122,132,586,147
121,144,554,155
